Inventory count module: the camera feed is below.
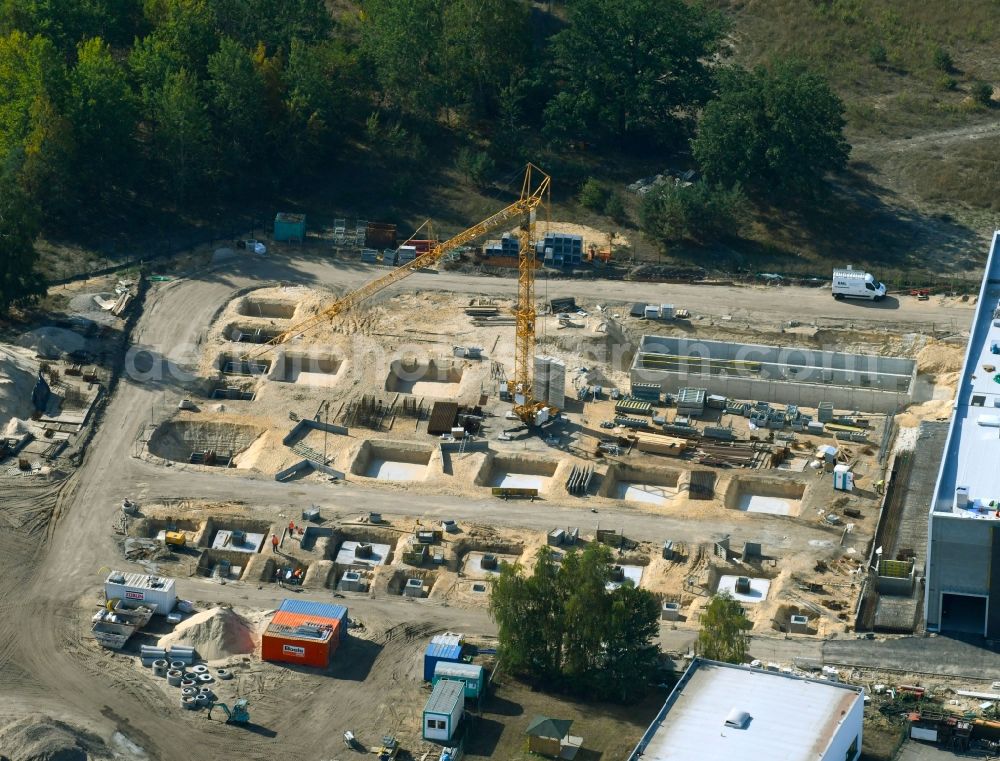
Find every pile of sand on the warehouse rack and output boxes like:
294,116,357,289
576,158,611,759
895,398,955,428
0,347,38,426
916,341,965,376
17,327,86,360
158,606,256,661
0,714,112,761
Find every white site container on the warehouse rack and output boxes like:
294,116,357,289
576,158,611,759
833,464,854,492
105,570,176,614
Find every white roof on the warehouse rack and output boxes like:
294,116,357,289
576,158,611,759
932,231,1000,520
105,571,175,591
637,660,862,761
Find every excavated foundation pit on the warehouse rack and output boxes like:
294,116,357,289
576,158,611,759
463,551,519,577
237,297,298,320
387,569,437,597
323,528,399,568
270,352,342,387
199,518,272,553
196,549,254,580
137,517,202,540
385,358,464,397
147,421,265,466
351,442,432,481
707,564,776,603
599,464,680,506
225,322,283,344
725,479,806,517
478,454,559,490
216,352,272,377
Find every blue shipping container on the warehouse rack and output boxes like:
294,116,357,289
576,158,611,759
277,599,348,640
424,642,462,681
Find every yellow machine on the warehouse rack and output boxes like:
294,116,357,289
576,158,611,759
164,531,186,547
243,164,554,424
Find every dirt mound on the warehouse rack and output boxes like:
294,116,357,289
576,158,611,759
895,398,955,428
0,714,112,761
16,327,87,360
916,341,965,376
0,347,38,426
158,606,257,661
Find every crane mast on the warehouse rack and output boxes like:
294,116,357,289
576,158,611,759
241,164,551,424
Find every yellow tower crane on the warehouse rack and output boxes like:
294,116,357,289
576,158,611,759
243,164,552,424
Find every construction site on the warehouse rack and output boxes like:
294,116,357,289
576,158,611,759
0,164,992,760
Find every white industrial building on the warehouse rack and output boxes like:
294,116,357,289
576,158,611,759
627,658,864,761
104,570,176,613
925,230,1000,637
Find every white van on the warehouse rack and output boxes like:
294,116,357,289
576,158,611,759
832,267,886,301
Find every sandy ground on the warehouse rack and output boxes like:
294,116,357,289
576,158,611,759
0,248,976,760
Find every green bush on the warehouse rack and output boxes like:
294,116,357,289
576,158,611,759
932,46,953,72
578,178,608,211
640,181,747,245
869,42,887,66
603,192,626,223
971,80,994,106
455,147,495,188
936,75,958,91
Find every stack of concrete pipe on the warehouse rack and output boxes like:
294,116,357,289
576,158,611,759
166,645,195,665
140,645,167,667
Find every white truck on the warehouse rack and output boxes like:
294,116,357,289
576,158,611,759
832,267,886,301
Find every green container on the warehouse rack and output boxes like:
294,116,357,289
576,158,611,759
274,212,306,242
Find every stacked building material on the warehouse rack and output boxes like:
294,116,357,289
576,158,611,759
547,357,565,408
533,355,551,404
537,233,583,267
676,387,707,415
616,398,652,416
484,232,521,258
634,431,690,456
630,383,661,403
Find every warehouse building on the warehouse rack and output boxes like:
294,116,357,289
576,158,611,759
925,231,1000,638
261,599,347,668
630,336,915,413
627,658,864,761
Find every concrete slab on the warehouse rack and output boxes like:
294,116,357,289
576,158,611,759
490,472,549,489
738,494,794,516
210,529,264,553
464,551,519,577
607,565,644,590
717,575,770,603
405,380,461,397
366,459,427,481
614,482,675,506
335,540,391,567
292,371,339,388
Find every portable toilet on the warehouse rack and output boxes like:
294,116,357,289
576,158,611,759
833,464,854,492
433,661,485,699
422,679,464,742
273,212,305,242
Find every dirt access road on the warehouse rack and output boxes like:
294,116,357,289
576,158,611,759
0,254,974,760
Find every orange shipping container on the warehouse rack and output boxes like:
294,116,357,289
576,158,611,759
262,603,343,668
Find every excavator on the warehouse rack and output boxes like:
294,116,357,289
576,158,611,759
207,698,250,725
242,164,554,425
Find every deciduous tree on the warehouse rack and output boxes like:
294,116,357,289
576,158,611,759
696,593,751,664
0,176,45,312
692,61,850,199
545,0,723,146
